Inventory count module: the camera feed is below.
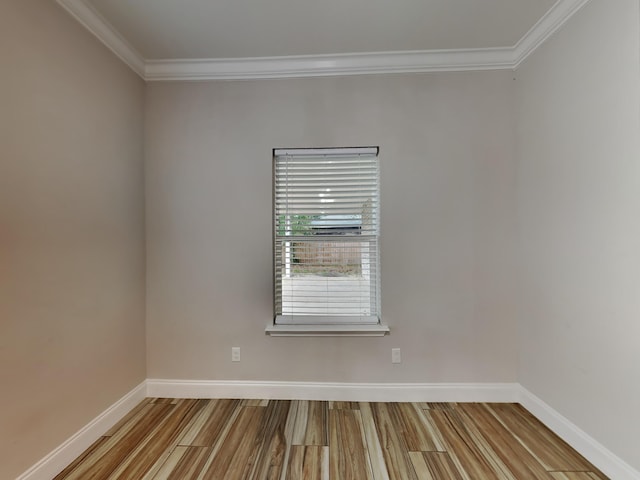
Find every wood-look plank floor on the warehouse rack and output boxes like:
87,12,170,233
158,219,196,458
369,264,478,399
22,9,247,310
54,400,608,480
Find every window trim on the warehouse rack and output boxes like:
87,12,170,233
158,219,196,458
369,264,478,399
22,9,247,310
265,323,390,337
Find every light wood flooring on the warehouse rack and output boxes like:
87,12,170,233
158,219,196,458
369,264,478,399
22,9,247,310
55,399,608,480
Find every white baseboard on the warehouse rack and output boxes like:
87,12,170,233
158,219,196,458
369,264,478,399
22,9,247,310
146,379,520,403
16,381,147,480
518,386,640,480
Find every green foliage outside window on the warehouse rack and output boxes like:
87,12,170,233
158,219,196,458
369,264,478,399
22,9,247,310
277,214,318,237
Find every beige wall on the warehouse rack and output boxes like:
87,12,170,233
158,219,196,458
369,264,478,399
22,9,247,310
145,72,518,383
515,0,640,471
0,1,146,478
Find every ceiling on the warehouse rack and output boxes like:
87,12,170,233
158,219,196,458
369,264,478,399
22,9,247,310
56,0,590,80
85,0,555,59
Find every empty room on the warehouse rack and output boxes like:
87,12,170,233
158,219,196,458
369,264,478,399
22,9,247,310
1,0,639,478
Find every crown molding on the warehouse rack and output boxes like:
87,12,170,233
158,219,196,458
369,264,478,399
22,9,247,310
57,0,591,81
56,0,145,78
513,0,593,68
144,48,515,81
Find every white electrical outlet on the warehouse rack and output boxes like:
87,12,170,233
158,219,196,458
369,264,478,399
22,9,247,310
391,348,401,364
231,347,241,362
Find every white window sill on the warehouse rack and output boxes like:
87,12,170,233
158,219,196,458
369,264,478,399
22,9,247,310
265,323,390,337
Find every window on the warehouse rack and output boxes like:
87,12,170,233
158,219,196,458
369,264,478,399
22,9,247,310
272,147,385,334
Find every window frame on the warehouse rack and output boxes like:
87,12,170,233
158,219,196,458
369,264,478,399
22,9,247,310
268,147,388,337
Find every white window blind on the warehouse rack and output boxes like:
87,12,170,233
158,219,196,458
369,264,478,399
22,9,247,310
274,147,380,325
